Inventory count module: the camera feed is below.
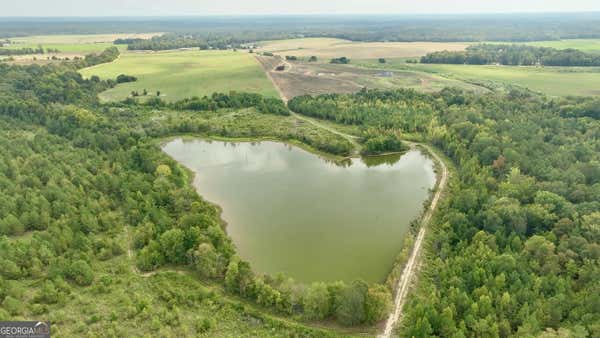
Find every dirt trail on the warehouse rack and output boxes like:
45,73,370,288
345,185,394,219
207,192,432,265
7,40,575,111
256,55,292,102
124,225,140,274
379,143,449,338
291,112,361,156
257,55,362,156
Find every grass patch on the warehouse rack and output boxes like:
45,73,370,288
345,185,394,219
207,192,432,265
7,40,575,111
80,50,279,102
355,58,600,97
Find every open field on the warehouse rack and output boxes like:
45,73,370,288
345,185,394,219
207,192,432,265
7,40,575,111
1,33,161,64
5,33,161,45
257,55,486,100
3,42,116,53
2,46,126,66
356,58,600,97
256,38,469,59
80,50,279,102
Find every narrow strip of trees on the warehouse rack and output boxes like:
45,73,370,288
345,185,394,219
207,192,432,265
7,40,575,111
421,44,600,66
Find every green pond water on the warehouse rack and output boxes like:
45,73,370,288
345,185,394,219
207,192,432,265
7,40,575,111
162,138,436,283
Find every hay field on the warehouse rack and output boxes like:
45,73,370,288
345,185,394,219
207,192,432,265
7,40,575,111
80,50,279,102
257,38,469,59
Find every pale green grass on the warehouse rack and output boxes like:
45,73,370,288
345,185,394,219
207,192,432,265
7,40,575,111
411,64,600,97
4,42,120,54
80,50,279,102
356,59,600,97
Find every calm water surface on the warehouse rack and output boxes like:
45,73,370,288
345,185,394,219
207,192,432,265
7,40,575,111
162,139,435,283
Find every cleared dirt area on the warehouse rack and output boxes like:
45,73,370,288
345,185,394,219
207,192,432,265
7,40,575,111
256,55,486,101
256,38,469,59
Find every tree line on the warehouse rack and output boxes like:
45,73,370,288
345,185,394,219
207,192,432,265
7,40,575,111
0,45,61,56
421,44,600,67
124,33,251,51
4,13,600,43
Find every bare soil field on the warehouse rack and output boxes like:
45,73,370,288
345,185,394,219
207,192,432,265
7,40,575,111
256,38,469,59
256,55,486,101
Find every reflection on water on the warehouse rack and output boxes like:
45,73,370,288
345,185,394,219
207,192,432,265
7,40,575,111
162,138,435,283
361,153,403,168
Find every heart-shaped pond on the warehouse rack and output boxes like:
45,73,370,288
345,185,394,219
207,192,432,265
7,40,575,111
163,138,435,283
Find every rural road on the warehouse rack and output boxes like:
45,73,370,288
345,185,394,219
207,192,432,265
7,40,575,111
380,143,449,338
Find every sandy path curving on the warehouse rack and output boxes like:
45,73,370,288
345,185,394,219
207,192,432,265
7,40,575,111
380,143,449,338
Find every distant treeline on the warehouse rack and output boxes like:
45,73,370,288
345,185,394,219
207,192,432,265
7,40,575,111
135,92,290,116
79,47,120,68
125,34,250,51
421,44,600,67
0,46,60,56
4,13,600,42
113,38,144,45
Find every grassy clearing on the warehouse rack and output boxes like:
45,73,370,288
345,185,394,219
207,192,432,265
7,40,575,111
150,106,356,158
3,42,117,54
356,58,600,97
80,50,279,102
9,239,336,337
256,38,468,59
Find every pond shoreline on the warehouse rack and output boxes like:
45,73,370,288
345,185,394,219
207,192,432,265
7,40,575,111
161,136,436,283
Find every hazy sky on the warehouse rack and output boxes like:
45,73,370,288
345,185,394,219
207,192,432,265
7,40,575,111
2,0,600,17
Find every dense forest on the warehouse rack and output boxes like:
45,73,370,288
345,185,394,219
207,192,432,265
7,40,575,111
4,14,600,42
289,88,600,336
421,44,600,66
0,49,390,331
1,34,599,335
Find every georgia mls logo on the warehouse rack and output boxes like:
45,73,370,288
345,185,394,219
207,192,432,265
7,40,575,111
0,321,50,338
33,322,49,335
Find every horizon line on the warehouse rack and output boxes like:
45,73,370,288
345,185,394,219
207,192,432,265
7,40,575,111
2,10,600,19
